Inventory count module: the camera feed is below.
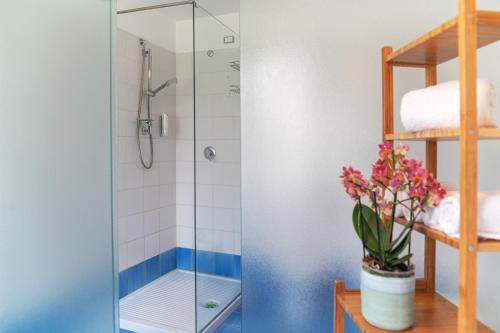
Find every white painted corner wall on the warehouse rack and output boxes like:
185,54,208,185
240,0,500,331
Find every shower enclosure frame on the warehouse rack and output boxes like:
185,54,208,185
115,2,242,332
116,1,195,15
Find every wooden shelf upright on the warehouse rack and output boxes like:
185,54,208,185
334,1,500,332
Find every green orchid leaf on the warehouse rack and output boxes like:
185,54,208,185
360,204,390,255
390,218,415,249
352,203,378,253
352,203,390,257
387,231,411,261
388,253,413,267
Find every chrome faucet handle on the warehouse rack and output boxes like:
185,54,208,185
204,146,216,161
138,118,153,135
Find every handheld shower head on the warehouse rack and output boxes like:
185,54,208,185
148,77,178,97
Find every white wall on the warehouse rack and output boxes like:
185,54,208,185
176,13,239,53
116,29,177,271
117,2,176,52
241,0,500,331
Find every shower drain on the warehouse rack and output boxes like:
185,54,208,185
201,300,220,309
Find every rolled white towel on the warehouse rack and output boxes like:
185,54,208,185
478,191,500,240
401,80,497,132
388,182,453,225
401,201,439,227
434,191,461,237
421,206,439,227
391,190,437,225
422,182,453,227
433,191,499,238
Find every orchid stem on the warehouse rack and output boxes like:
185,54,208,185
373,193,384,269
408,199,415,268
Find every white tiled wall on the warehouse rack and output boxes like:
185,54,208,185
117,29,177,271
175,47,241,256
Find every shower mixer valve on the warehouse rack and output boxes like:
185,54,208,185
138,118,153,135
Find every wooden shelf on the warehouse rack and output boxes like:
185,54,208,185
334,281,494,333
395,218,500,252
372,4,500,332
385,128,500,141
387,11,500,66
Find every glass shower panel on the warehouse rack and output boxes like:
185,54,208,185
116,3,198,333
194,4,241,332
0,1,115,332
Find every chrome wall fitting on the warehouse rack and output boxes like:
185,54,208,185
204,146,216,161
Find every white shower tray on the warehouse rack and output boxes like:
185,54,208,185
120,269,240,333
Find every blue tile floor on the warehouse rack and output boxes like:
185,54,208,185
120,306,241,333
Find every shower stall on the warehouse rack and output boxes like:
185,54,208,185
116,1,241,332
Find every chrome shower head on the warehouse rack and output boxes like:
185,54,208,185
148,78,178,97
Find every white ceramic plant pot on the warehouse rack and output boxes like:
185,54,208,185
360,264,415,331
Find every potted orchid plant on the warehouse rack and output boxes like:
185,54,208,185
340,142,446,331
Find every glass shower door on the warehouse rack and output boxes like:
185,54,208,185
194,3,241,332
0,1,115,332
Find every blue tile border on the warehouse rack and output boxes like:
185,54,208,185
119,247,177,298
177,247,241,279
160,248,177,274
119,247,241,299
176,247,195,271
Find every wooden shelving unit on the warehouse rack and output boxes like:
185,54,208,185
386,11,500,67
334,1,499,332
334,282,494,333
385,128,500,141
394,218,500,252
